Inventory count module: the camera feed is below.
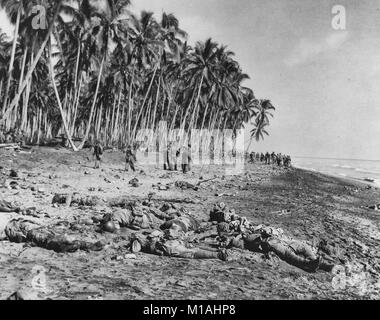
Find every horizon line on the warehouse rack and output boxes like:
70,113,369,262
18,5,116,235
293,156,380,162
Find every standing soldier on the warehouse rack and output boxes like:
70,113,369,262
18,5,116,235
271,152,276,165
93,140,103,169
164,142,174,171
265,152,270,165
125,145,137,172
174,147,181,171
181,144,192,174
276,153,283,166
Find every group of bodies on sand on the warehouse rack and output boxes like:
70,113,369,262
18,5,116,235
0,195,336,275
0,127,27,146
247,151,292,168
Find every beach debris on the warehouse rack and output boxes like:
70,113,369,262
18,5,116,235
361,204,380,211
20,207,39,218
129,178,140,187
9,169,18,178
52,193,102,207
152,182,171,191
148,192,156,201
104,177,112,184
272,209,291,216
9,181,19,189
175,181,199,191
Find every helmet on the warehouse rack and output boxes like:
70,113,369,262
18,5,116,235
103,221,116,233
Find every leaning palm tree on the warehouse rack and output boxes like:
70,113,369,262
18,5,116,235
247,99,276,151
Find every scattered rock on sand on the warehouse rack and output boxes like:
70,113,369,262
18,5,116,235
9,170,18,178
129,178,140,187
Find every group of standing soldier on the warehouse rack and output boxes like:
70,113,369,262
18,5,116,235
248,151,292,168
92,140,137,172
164,143,192,174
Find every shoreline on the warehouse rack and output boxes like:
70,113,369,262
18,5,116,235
293,164,380,190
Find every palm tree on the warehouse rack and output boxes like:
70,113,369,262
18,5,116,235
0,1,276,151
247,99,276,151
3,0,64,121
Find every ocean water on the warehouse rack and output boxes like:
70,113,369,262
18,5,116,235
292,157,380,187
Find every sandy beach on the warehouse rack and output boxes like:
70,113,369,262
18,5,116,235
0,146,379,300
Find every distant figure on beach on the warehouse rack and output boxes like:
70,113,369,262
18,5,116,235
271,152,276,164
93,140,103,169
164,142,174,171
256,153,260,161
284,155,292,168
60,133,67,147
249,152,255,163
181,144,192,174
265,152,270,164
125,145,137,172
276,153,283,166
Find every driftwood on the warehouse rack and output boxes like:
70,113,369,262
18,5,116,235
0,143,20,150
197,177,219,186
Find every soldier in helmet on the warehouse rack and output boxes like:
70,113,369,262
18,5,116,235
125,144,137,172
93,140,103,169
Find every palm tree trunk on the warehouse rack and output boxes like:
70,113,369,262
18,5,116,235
149,77,161,130
142,98,152,131
132,64,158,138
179,86,197,131
127,65,136,144
169,102,180,133
96,103,103,139
49,40,78,151
200,102,210,130
70,75,82,136
245,138,253,153
2,7,21,113
13,48,28,118
112,90,121,142
77,56,105,150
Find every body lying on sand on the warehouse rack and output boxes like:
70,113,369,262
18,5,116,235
0,194,335,274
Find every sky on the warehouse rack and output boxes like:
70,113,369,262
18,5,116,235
1,0,380,160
